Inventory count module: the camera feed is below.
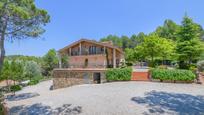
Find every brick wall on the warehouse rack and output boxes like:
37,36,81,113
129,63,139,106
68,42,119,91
131,71,150,81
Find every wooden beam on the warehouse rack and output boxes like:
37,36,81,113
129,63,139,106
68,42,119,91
113,48,116,68
104,46,106,54
69,48,71,56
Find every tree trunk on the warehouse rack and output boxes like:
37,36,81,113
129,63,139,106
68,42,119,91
0,34,5,73
162,56,165,65
140,60,142,67
0,11,7,73
189,56,192,65
151,54,154,67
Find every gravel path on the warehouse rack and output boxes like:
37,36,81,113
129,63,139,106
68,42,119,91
5,80,204,115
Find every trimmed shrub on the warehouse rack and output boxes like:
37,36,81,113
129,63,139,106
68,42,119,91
10,85,22,92
151,69,196,82
106,67,132,81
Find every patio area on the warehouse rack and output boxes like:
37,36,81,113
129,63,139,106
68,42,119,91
5,80,204,115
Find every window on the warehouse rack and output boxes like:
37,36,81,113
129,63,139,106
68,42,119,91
101,47,104,52
89,46,97,54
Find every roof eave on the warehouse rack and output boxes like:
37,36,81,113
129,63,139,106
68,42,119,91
58,38,123,53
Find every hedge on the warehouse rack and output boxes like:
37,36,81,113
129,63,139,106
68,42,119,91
106,67,132,81
151,69,196,81
10,85,22,92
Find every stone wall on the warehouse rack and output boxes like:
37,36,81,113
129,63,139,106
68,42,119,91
53,69,106,89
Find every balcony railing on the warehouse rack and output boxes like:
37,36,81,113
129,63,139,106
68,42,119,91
61,63,114,68
71,51,105,56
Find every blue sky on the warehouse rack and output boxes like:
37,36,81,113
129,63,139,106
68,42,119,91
5,0,204,56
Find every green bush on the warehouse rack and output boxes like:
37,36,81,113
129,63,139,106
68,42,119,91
151,69,196,81
24,61,42,80
106,67,132,81
189,64,197,72
28,79,39,85
10,85,22,92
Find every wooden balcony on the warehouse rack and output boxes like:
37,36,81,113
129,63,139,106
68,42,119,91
70,51,105,56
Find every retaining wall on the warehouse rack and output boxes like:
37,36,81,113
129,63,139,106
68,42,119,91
53,69,106,89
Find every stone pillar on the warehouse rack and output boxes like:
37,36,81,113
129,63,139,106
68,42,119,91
100,72,106,83
104,46,106,68
113,48,116,68
104,46,106,54
79,43,82,55
57,52,62,68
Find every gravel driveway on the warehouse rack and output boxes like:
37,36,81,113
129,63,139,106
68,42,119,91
5,80,204,115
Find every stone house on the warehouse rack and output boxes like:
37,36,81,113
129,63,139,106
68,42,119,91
53,39,124,89
58,39,124,68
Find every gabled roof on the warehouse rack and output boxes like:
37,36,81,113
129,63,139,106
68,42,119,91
59,38,123,53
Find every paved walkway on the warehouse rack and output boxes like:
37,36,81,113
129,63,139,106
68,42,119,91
5,80,204,115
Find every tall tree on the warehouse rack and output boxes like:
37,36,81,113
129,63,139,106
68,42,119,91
197,24,204,40
0,0,50,72
61,54,69,68
124,48,135,63
129,34,137,48
159,38,175,65
129,32,146,48
24,61,41,81
42,49,58,76
156,19,179,41
176,15,204,69
121,35,130,49
136,34,162,67
0,60,11,82
10,60,23,84
100,35,122,47
135,33,175,67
